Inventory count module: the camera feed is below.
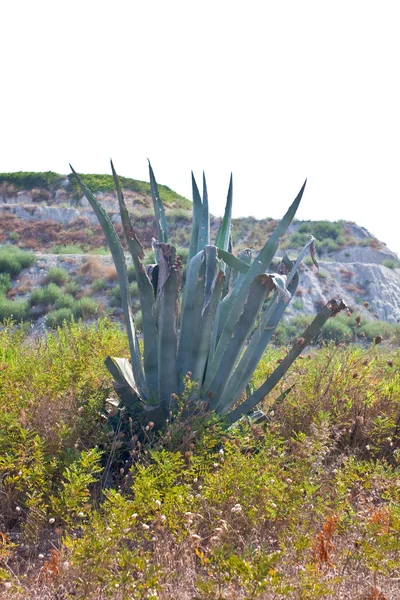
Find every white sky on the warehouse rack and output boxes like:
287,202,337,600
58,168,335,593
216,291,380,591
1,0,400,255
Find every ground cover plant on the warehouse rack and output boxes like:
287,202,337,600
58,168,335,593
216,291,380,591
0,319,399,599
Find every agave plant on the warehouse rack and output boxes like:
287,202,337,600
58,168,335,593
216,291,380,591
70,162,345,427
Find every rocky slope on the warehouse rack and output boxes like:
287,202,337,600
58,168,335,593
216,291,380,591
1,172,400,332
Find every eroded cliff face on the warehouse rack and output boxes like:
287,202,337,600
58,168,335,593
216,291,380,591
0,176,399,325
285,261,400,322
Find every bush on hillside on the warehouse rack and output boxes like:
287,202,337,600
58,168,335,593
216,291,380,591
73,296,99,319
0,273,12,295
46,307,74,328
0,245,36,275
30,283,64,306
0,297,29,321
45,266,69,285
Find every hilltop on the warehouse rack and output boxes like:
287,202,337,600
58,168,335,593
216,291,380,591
1,171,400,340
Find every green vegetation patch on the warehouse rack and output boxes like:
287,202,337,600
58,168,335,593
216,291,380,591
45,266,69,285
67,172,191,208
0,273,12,295
0,297,29,321
30,283,64,306
0,171,64,190
283,221,347,253
0,245,36,275
0,319,399,598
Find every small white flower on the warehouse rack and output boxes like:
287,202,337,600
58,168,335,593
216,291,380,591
366,445,371,450
49,517,55,524
4,582,11,590
219,448,224,456
142,523,150,530
16,506,21,512
155,499,161,508
77,512,85,518
231,503,242,513
38,554,44,559
160,514,167,522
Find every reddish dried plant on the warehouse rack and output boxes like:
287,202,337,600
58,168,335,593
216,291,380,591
40,549,61,582
312,513,338,568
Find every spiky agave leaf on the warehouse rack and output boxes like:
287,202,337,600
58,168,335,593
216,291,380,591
177,246,223,386
202,180,307,395
217,238,316,414
206,273,276,406
188,173,203,262
69,165,147,400
215,174,233,253
110,161,158,397
197,172,210,252
148,160,168,243
226,299,347,423
217,259,299,413
153,242,181,410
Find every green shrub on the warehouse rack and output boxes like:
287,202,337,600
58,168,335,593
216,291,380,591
51,244,85,254
127,265,136,282
67,172,190,208
316,238,340,253
0,273,12,295
92,278,108,293
320,315,353,343
383,258,399,270
298,222,312,233
108,281,138,305
73,296,99,319
0,297,29,321
30,283,64,306
292,298,304,310
55,293,75,309
312,221,343,241
46,307,74,328
287,232,310,248
0,171,63,190
303,255,314,266
8,231,19,242
273,315,313,345
176,246,189,265
45,266,69,285
0,245,36,275
64,279,80,296
90,246,110,255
